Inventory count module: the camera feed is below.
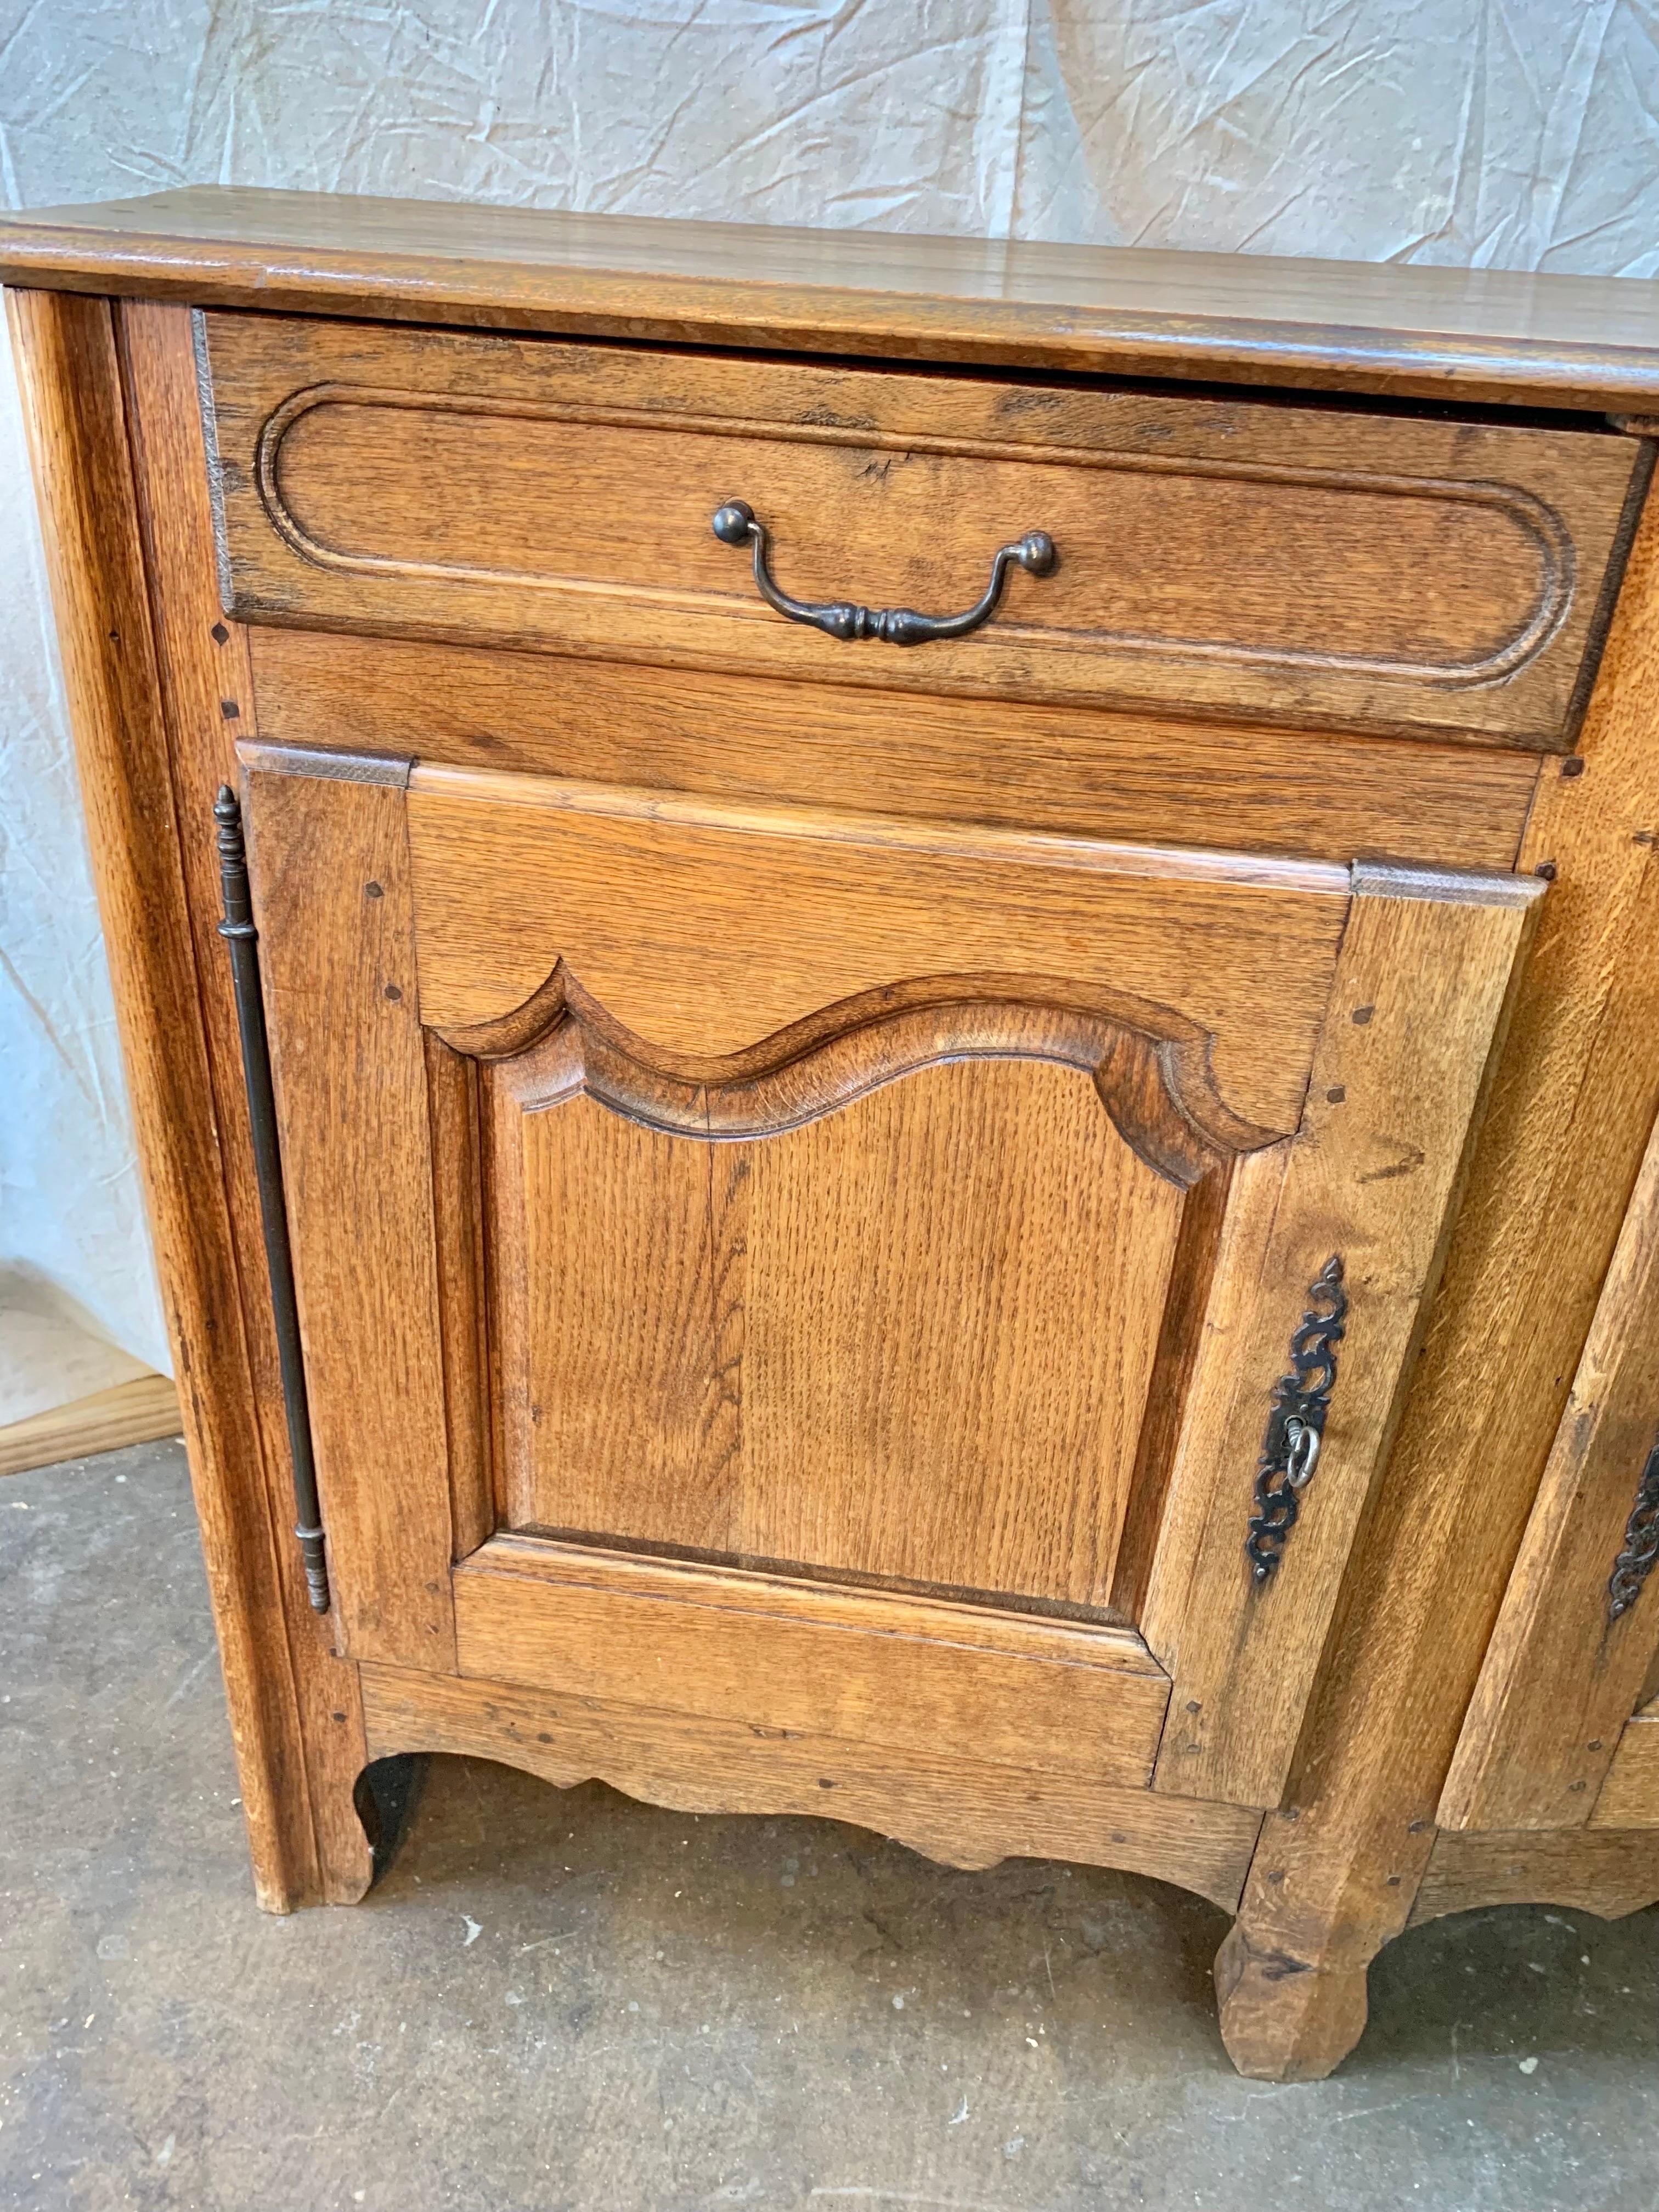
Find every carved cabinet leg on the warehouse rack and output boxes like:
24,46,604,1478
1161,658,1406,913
1214,1931,1371,2083
1213,1808,1434,2080
1214,1848,1401,2078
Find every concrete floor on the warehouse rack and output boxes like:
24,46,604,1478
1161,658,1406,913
2,1442,1657,2212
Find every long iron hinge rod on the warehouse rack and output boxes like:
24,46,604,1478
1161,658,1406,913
214,786,330,1613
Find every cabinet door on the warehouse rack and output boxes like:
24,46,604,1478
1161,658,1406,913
239,741,1537,1813
1442,1105,1659,1831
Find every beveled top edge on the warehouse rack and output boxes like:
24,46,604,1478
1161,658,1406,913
5,187,1659,412
238,738,413,787
1350,860,1547,907
408,760,1353,898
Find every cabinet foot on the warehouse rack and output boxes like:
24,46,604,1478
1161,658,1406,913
248,1690,397,1913
1214,1920,1372,2081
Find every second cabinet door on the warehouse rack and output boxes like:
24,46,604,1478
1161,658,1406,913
240,740,1539,1814
1441,1099,1659,1833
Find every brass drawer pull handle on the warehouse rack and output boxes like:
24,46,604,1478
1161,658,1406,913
1245,1255,1348,1585
711,500,1056,646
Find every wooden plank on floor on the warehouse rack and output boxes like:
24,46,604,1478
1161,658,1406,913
0,1373,182,1478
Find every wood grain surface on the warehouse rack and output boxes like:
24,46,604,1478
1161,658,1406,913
118,299,381,1904
359,1661,1262,1912
1216,492,1659,2083
454,1536,1170,1786
7,187,1659,412
235,740,1537,1859
424,1035,494,1561
16,188,1659,2088
401,760,1350,1139
0,1374,180,1480
1150,868,1543,1810
201,311,1643,747
490,1052,1184,1613
242,760,458,1670
5,287,369,1911
1593,1705,1659,1828
1408,1825,1659,1925
1440,1103,1659,1830
247,627,1543,874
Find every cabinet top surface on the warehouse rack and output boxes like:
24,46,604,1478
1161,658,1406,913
4,185,1659,413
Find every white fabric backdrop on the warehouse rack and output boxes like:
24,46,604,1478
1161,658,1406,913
4,0,1658,1414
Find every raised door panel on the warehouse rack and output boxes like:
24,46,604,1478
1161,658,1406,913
741,1059,1175,1605
491,1043,1186,1611
499,1088,742,1560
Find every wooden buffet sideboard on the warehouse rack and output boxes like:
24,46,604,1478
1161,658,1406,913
7,188,1659,2080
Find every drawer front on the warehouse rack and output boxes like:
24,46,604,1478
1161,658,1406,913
199,311,1646,750
234,740,1537,1810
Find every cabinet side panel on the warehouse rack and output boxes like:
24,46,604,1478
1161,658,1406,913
4,286,346,1909
117,296,376,1901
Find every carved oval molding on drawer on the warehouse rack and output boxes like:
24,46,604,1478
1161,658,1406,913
255,383,1574,690
200,310,1647,746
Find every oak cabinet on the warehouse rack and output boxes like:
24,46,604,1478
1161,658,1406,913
10,187,1659,2083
